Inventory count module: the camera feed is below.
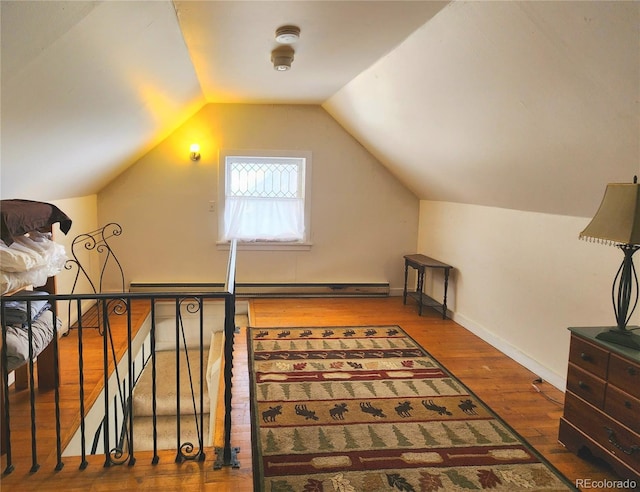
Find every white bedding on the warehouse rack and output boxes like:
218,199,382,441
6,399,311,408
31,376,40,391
0,232,67,294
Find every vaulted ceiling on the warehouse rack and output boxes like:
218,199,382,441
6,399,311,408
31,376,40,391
2,1,638,217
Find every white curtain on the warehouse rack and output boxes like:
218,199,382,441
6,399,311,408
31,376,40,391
223,196,304,241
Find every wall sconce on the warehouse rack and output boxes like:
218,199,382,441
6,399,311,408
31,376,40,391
190,143,201,161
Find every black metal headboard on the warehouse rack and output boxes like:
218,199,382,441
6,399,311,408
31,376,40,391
64,223,124,333
65,223,125,295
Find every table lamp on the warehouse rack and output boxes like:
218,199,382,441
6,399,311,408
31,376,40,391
580,177,640,349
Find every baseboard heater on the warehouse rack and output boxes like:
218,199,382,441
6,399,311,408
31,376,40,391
129,282,389,298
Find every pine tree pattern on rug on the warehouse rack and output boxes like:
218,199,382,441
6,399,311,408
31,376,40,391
248,326,576,492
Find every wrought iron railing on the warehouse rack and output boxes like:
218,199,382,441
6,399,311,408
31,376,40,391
0,241,239,474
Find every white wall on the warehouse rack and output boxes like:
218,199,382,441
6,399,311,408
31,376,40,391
97,104,418,292
50,195,99,293
50,195,99,325
418,200,628,389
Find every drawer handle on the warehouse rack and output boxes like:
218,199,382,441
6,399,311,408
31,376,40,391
577,381,588,390
625,401,633,409
628,366,637,376
604,427,640,455
580,352,591,362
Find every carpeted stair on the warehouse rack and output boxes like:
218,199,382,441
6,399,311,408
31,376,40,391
132,330,223,451
130,301,249,452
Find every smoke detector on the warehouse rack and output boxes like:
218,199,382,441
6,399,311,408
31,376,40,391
275,25,300,44
271,46,295,71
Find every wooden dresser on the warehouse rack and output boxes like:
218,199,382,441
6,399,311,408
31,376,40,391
559,326,640,482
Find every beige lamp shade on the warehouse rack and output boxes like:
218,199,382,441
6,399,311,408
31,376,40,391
580,183,640,246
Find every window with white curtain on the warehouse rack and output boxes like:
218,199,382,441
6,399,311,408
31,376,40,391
219,151,312,245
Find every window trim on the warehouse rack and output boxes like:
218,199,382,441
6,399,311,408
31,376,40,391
216,149,313,250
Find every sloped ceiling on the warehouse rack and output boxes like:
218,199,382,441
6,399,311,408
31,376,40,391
1,1,638,218
324,1,640,217
1,1,205,201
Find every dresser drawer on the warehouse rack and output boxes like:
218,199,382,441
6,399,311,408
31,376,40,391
566,363,606,408
609,353,640,399
568,336,609,378
564,392,640,473
606,384,640,435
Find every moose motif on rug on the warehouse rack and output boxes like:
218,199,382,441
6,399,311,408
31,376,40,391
459,398,479,415
294,404,319,421
261,405,282,423
394,401,413,417
422,399,453,416
329,403,348,420
359,401,386,418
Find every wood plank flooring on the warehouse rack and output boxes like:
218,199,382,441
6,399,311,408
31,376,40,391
1,297,625,491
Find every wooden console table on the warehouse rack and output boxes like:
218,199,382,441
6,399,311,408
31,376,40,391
403,254,453,319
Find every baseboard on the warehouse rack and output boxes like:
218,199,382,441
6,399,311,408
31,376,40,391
236,282,389,297
389,287,404,297
130,282,390,298
451,311,566,391
129,283,226,293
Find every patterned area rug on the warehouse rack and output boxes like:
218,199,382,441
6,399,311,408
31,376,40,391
248,326,575,491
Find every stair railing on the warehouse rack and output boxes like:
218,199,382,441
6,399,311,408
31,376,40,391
0,239,239,475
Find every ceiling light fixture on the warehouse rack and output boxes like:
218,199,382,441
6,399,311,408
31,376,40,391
275,25,300,44
271,46,295,71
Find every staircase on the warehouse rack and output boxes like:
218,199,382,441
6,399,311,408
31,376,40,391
132,330,223,451
130,300,248,452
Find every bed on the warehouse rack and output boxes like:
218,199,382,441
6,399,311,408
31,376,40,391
1,199,72,452
1,199,72,372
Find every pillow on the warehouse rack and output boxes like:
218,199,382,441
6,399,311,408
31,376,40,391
1,199,72,245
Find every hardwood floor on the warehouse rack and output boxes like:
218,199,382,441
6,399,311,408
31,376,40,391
1,297,625,491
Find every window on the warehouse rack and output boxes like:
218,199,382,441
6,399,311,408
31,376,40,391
218,150,312,246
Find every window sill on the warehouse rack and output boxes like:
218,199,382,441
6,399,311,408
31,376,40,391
216,241,312,251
